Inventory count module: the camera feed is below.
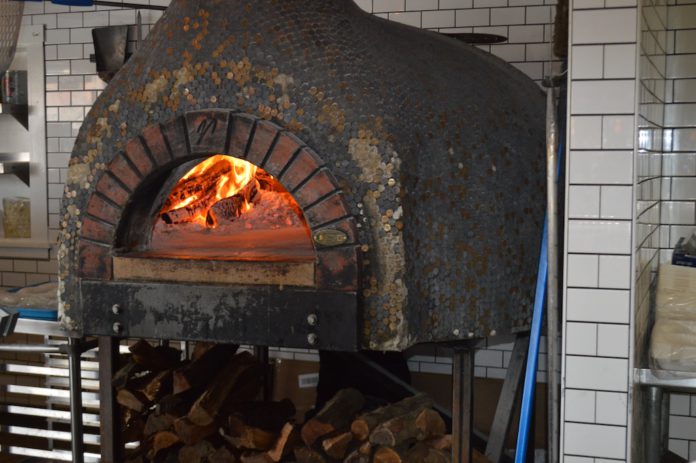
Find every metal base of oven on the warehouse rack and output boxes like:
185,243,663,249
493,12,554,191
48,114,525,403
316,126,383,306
80,280,358,351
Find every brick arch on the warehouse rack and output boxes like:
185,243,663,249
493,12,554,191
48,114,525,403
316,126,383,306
79,110,360,291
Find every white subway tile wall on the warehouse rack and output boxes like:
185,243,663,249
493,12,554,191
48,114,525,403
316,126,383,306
562,0,639,458
661,2,696,459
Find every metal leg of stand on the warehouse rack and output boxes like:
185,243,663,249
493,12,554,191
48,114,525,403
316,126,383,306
486,334,530,463
645,386,668,463
453,345,475,463
68,338,84,463
254,346,272,401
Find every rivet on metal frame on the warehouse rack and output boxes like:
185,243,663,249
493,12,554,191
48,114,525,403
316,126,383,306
312,229,348,247
112,322,123,334
307,333,318,346
307,313,318,326
112,304,122,315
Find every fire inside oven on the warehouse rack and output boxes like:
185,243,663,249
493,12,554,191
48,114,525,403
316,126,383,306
152,155,313,261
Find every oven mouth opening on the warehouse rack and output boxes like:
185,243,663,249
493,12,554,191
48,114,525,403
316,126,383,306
114,154,316,288
150,154,313,262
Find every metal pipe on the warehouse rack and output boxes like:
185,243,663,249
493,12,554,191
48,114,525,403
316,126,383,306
545,85,560,463
68,338,85,463
92,1,167,11
0,344,62,353
452,346,475,463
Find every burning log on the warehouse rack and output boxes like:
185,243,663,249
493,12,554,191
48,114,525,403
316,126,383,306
206,180,259,226
300,388,365,446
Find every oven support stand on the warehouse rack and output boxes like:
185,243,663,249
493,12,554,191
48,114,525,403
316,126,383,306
254,345,272,401
452,344,475,463
67,338,85,463
99,336,121,463
486,334,530,463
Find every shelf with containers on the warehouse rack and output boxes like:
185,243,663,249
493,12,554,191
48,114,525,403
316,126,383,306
0,25,49,259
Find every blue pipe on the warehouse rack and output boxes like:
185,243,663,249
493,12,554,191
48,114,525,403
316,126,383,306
514,128,565,463
514,219,548,463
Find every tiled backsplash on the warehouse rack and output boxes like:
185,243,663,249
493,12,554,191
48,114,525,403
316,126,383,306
662,2,696,459
563,0,638,457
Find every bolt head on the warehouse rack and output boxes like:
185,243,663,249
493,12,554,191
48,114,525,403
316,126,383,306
307,314,318,326
112,322,123,334
453,329,460,336
112,304,121,315
307,333,318,346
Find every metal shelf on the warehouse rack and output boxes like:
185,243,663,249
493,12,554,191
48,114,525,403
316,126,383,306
0,103,28,129
0,151,30,186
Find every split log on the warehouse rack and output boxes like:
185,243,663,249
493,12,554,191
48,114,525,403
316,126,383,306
228,399,296,433
129,340,182,371
144,413,176,437
322,431,353,459
239,453,272,463
209,446,238,463
178,440,216,463
344,449,370,463
403,442,451,463
117,388,149,413
188,352,263,426
425,434,452,451
293,447,326,463
174,417,218,446
225,416,277,451
150,431,181,457
266,423,298,462
123,410,146,443
415,409,446,439
351,394,432,441
369,407,445,447
173,343,239,394
300,388,365,446
373,447,403,463
141,370,172,402
191,342,216,361
158,390,200,417
113,360,145,390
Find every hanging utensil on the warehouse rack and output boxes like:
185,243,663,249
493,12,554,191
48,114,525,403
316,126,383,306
0,0,24,75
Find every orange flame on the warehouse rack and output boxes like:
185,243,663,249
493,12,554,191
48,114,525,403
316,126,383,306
161,155,258,227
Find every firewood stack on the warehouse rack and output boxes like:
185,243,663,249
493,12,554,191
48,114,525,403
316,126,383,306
116,340,457,463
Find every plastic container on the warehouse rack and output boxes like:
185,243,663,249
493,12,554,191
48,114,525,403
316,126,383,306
3,196,30,238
